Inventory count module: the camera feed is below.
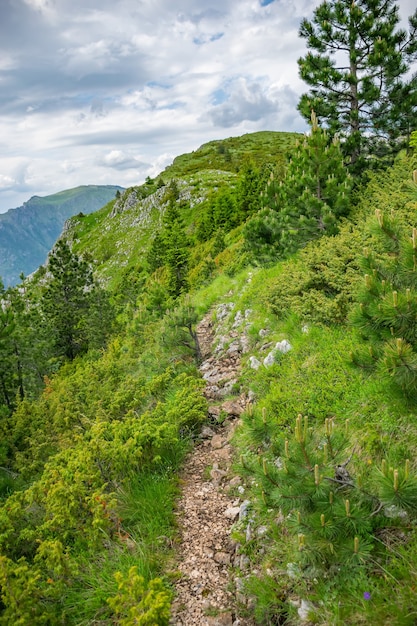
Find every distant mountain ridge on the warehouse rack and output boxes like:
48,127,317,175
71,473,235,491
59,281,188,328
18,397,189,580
0,185,123,286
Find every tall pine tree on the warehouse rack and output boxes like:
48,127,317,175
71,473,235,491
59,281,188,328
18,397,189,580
298,0,417,170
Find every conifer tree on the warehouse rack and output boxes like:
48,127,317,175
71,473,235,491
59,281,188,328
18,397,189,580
40,240,112,361
251,113,352,257
236,160,263,219
162,201,189,298
298,0,417,169
351,209,417,394
0,280,17,411
147,232,167,273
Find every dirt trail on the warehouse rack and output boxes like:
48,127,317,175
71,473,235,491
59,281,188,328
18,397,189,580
170,312,255,626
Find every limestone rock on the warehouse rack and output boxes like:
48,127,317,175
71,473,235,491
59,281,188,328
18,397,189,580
249,356,261,370
275,339,292,353
211,434,225,449
298,599,315,622
201,426,216,439
263,352,276,367
214,551,231,565
224,506,240,520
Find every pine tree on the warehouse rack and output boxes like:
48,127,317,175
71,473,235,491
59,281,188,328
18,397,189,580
236,160,264,220
0,280,17,411
351,209,417,395
162,202,189,298
255,113,352,256
298,0,417,170
40,240,112,361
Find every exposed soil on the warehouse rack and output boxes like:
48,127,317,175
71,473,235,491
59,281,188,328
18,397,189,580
170,312,255,626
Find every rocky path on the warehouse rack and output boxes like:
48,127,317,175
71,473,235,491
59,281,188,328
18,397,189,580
170,310,255,626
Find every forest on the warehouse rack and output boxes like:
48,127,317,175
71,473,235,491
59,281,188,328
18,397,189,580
1,0,417,623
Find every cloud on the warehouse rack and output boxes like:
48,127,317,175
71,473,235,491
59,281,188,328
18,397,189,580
98,150,150,171
0,0,323,212
207,77,279,127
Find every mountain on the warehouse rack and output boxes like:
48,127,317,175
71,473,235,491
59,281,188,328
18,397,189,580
0,184,123,286
2,130,416,625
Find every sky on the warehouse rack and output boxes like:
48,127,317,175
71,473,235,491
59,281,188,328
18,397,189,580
0,0,415,213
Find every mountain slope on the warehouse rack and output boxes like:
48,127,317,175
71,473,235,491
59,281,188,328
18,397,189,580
64,131,300,289
0,185,123,286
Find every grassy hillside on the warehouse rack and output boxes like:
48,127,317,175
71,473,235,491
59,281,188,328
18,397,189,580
1,132,417,625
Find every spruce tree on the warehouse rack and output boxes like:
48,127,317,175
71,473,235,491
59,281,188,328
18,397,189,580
298,0,417,170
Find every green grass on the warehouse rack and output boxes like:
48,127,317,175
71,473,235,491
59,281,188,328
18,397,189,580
62,464,186,624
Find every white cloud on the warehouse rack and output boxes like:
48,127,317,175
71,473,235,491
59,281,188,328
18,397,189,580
1,0,374,212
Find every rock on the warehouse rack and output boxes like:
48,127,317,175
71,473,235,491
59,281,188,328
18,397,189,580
240,336,251,354
227,341,241,355
224,506,240,520
216,303,234,320
275,339,292,353
201,426,216,439
228,476,242,488
239,554,250,571
214,551,231,565
249,356,261,370
232,310,244,328
259,328,269,338
221,400,243,416
206,612,234,626
210,467,227,484
384,504,408,519
208,405,222,418
263,352,276,367
239,500,251,521
256,525,268,537
298,599,315,622
216,445,232,460
286,562,299,579
211,434,225,449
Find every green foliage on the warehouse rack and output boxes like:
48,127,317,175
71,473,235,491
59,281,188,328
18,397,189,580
351,209,417,394
163,131,298,179
40,239,114,361
298,0,417,170
107,567,171,626
2,131,417,626
265,222,362,324
196,186,239,242
238,412,417,623
244,115,352,261
162,202,190,298
162,301,202,363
